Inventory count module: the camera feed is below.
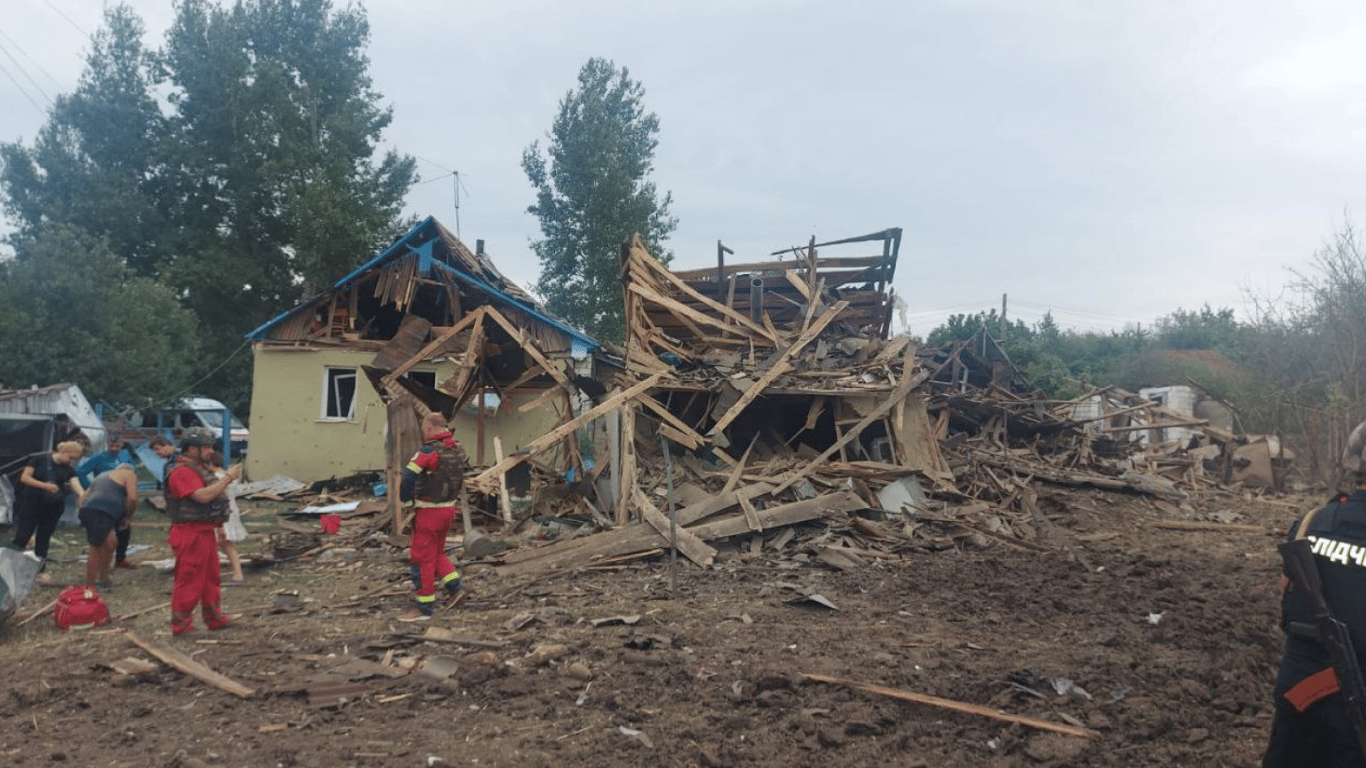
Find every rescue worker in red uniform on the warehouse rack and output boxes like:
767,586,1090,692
398,412,468,622
165,427,242,635
1265,421,1366,767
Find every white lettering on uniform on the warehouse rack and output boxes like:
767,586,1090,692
1331,541,1352,564
1307,536,1366,568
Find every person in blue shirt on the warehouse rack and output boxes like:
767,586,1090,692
76,434,139,569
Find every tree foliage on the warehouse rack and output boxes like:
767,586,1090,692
0,0,416,413
0,5,168,276
0,224,200,407
523,58,677,343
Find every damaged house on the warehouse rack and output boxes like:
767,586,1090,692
481,229,1279,576
476,228,968,573
244,217,603,510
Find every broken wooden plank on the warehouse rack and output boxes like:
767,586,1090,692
802,673,1100,739
483,305,574,391
418,626,509,649
688,491,865,541
627,280,771,344
469,373,664,493
380,307,484,389
125,630,256,698
628,238,777,343
16,597,59,627
1147,520,1268,534
772,368,930,494
634,487,718,567
437,308,487,401
707,300,850,437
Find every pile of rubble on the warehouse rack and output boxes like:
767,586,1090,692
247,229,1291,578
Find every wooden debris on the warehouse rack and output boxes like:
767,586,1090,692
1147,520,1269,534
802,673,1101,739
125,630,256,698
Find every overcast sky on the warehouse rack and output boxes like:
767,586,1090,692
4,0,1365,337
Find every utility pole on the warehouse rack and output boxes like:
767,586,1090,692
1000,293,1007,343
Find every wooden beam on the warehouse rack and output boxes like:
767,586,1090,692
626,241,777,342
125,630,256,698
721,436,758,494
802,673,1100,739
627,281,771,344
438,311,486,407
469,373,664,493
634,487,717,567
687,491,864,540
635,394,715,459
708,300,849,436
482,305,574,391
783,269,813,302
772,368,930,495
618,403,636,525
493,437,512,523
381,306,485,389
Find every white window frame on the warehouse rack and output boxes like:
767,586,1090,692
321,367,358,421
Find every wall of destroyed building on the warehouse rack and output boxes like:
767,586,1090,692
247,346,568,484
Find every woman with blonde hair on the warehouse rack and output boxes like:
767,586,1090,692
10,440,86,572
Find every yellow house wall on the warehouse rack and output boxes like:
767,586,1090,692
246,345,566,484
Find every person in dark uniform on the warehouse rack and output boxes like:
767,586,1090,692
1264,421,1366,767
398,412,468,622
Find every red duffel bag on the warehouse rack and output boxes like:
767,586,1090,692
53,585,110,631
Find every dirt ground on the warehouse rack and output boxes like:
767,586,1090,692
0,486,1303,768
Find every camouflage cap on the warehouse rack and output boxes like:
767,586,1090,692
180,426,217,448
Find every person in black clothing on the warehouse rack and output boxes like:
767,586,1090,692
1264,422,1366,767
10,441,86,569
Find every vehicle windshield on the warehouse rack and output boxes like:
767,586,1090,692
196,410,246,430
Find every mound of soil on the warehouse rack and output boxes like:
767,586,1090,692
0,487,1302,767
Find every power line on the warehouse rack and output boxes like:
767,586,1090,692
42,0,88,37
0,26,62,90
413,155,452,173
0,34,53,106
0,50,44,115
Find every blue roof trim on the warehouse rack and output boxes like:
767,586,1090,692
423,258,596,350
244,216,597,353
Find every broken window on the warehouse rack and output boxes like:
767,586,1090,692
323,367,358,421
408,370,437,390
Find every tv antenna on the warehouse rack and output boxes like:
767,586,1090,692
452,171,469,239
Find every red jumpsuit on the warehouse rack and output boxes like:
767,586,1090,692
166,461,229,634
403,432,465,614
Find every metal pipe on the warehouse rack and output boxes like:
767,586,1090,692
663,437,677,597
749,277,764,324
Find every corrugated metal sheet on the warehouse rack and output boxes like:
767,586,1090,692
0,383,105,446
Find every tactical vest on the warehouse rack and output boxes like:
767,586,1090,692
415,440,467,504
165,458,230,524
1283,491,1366,647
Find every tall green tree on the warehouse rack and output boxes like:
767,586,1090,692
0,224,200,407
157,0,417,407
523,57,678,342
0,4,169,276
0,0,417,413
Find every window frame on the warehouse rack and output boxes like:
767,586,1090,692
321,366,358,422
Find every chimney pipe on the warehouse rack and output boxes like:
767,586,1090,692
749,277,764,324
